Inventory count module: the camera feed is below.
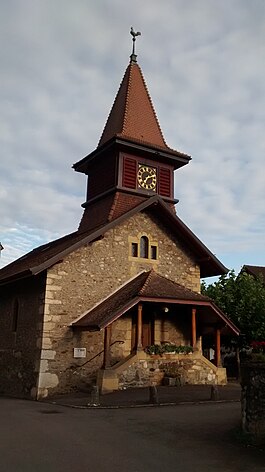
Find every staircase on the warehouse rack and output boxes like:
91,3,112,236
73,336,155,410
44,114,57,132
97,351,227,394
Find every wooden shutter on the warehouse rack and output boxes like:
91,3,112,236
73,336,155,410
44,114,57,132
159,167,171,197
122,157,137,189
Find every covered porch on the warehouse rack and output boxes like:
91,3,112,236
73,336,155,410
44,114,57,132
71,271,239,392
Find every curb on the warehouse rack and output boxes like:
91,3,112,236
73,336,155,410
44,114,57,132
45,398,240,410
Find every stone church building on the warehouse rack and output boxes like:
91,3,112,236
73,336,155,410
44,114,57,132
0,46,239,399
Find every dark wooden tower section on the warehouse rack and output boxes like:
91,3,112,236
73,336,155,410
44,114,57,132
73,54,191,233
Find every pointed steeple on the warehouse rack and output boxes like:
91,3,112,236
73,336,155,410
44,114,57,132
74,36,191,235
98,60,169,150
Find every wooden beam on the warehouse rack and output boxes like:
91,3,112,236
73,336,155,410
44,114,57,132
103,324,112,369
191,307,197,348
215,327,221,367
137,303,143,351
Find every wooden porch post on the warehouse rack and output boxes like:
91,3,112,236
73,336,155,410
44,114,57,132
102,324,112,369
215,327,222,367
137,303,143,351
191,307,197,349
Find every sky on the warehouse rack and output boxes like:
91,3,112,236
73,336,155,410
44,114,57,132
0,0,264,279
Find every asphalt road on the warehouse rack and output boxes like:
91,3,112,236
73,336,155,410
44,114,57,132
0,398,264,472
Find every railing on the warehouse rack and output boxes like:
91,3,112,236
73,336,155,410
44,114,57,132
71,340,124,371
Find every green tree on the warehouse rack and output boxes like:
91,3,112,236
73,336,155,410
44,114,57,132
201,270,265,342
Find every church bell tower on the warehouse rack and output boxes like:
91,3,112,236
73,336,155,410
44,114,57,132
73,30,191,233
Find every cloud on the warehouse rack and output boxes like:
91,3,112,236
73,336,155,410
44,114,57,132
0,0,264,274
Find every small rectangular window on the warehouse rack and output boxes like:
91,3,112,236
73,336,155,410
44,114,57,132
131,243,138,257
150,245,157,260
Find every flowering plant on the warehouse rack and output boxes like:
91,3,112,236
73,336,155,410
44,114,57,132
249,341,265,362
251,341,265,352
145,343,193,355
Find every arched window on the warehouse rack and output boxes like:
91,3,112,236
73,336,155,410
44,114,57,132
140,236,149,259
129,235,158,261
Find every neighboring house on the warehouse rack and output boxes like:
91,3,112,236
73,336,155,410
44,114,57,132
0,48,239,400
241,265,265,283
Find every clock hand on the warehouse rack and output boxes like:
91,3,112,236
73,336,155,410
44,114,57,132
147,176,154,184
143,175,150,184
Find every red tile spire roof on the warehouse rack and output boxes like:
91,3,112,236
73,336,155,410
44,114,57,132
98,58,169,150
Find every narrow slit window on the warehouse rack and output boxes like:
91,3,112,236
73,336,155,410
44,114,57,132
150,245,157,260
140,236,149,259
12,299,19,333
131,242,138,257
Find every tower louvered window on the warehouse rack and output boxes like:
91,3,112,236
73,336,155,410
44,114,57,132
122,157,137,189
159,167,171,197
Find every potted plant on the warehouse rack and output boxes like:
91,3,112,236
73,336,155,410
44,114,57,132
175,345,193,355
145,344,164,356
145,343,194,356
163,343,177,354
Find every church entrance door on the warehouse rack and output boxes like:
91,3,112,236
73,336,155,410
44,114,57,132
131,310,154,351
142,312,154,348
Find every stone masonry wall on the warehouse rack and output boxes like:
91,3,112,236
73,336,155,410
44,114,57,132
110,316,132,362
118,354,218,389
241,362,265,445
36,210,200,397
0,275,45,398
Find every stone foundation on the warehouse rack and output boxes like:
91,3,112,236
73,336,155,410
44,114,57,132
241,362,265,445
113,352,226,390
97,369,119,394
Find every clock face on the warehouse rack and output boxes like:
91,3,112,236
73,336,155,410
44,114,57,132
137,165,157,191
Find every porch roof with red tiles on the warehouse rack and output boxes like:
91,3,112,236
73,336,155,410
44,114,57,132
71,270,239,334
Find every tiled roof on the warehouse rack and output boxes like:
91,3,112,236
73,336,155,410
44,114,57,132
0,196,227,285
242,265,265,281
98,61,171,151
139,271,210,300
78,191,147,233
72,271,150,329
71,270,238,331
71,270,210,328
0,230,85,284
73,59,190,174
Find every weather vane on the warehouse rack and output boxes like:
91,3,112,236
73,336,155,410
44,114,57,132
130,26,141,62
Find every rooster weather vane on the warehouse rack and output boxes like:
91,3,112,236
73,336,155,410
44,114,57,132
130,27,141,61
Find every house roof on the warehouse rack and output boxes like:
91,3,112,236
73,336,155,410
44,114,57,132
71,270,239,334
242,265,265,281
0,195,228,286
0,230,85,285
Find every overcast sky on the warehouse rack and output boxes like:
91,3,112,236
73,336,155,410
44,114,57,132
0,0,264,278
